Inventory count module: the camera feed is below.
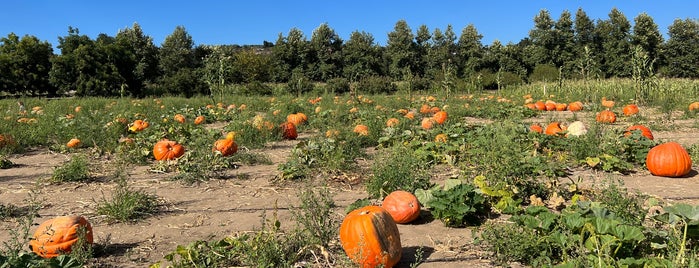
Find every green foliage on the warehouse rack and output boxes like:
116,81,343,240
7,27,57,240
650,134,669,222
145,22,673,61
426,181,488,227
95,179,161,223
277,136,364,182
290,186,338,247
529,63,560,83
355,75,397,94
50,154,91,183
366,145,432,198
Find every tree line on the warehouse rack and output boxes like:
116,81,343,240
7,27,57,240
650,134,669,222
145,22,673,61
0,7,698,98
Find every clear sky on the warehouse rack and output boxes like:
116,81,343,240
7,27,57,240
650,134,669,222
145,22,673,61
2,0,697,48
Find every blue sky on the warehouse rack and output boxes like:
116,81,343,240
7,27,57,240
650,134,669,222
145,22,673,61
2,1,697,48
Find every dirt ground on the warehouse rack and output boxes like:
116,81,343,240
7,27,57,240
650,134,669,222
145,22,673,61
1,112,698,268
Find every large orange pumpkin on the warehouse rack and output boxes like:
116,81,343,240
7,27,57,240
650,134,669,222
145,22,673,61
153,139,185,160
340,206,402,268
555,103,568,111
287,113,305,126
596,110,617,124
280,122,298,140
213,132,238,156
174,114,185,123
622,104,639,116
432,111,448,125
353,124,369,136
381,190,421,224
29,215,94,258
534,101,546,111
568,101,583,112
545,122,564,136
646,142,693,178
625,125,654,140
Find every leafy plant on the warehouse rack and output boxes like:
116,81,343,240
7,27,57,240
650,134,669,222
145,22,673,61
50,154,91,183
95,179,161,223
423,180,488,227
366,145,432,198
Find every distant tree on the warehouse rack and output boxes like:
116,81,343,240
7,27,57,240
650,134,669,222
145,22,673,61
232,48,272,83
573,8,601,79
662,18,699,78
115,22,159,97
427,25,457,79
342,30,383,81
0,33,54,96
456,24,485,78
308,23,343,81
553,10,576,77
596,8,632,77
386,20,416,79
414,24,431,77
526,9,556,66
271,28,308,82
631,13,664,68
157,26,207,96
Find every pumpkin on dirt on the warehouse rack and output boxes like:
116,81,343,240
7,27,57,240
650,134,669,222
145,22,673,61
596,110,617,124
280,121,298,140
529,124,543,134
601,97,615,108
66,138,81,148
544,122,565,136
646,142,692,178
353,124,369,136
622,104,640,116
153,139,185,160
625,125,654,140
568,101,583,112
340,205,402,268
689,102,699,111
213,132,238,156
29,215,94,258
555,103,568,111
534,101,546,111
381,190,421,224
432,111,448,125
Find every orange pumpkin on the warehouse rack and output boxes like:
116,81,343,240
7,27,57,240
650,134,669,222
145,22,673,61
280,122,298,140
66,138,81,148
153,139,185,160
213,132,238,156
432,111,448,125
419,104,431,114
128,119,149,133
625,125,654,140
596,110,617,124
174,114,185,123
525,103,537,110
340,206,402,268
434,133,448,143
381,190,421,224
568,101,583,112
287,113,305,126
421,117,435,130
530,123,543,134
29,215,93,258
0,134,15,148
545,122,564,136
386,118,400,128
601,97,615,108
403,111,415,120
353,124,369,136
534,101,546,111
689,102,699,111
555,103,568,111
544,102,556,111
622,104,639,116
194,115,205,125
646,142,692,177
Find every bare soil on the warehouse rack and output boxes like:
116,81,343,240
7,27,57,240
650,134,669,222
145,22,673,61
1,112,698,268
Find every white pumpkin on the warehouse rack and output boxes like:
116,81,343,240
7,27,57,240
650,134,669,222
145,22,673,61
567,121,587,136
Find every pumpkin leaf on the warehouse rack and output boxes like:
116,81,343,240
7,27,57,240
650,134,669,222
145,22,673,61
585,157,601,167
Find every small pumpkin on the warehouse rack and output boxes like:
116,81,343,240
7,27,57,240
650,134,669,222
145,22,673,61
568,101,583,112
174,114,185,123
0,134,15,148
596,110,617,124
353,124,369,136
646,142,692,178
434,133,448,143
534,101,546,111
555,103,568,111
194,115,205,125
340,206,402,268
525,103,537,110
213,132,238,156
545,122,564,136
280,122,298,140
622,104,639,116
153,139,185,160
29,215,93,258
689,102,699,111
287,113,305,126
128,119,149,133
382,190,421,224
421,118,436,130
544,102,556,111
432,111,448,125
419,104,431,114
386,118,400,128
529,123,543,134
66,138,81,148
625,125,654,140
601,97,615,108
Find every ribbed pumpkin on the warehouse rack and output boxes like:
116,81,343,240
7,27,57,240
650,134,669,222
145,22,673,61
689,102,699,111
287,113,305,126
555,103,568,111
646,142,692,178
534,101,546,111
596,110,617,124
625,125,654,140
421,118,435,130
544,102,556,111
280,122,298,140
622,104,639,116
529,124,543,134
153,139,185,160
545,122,564,136
381,190,421,224
174,114,186,123
353,124,369,136
66,138,81,148
29,215,93,258
385,118,400,128
340,206,402,268
432,111,448,125
568,101,583,112
213,132,238,156
194,115,205,125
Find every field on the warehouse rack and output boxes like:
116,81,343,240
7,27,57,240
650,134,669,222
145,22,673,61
2,79,699,267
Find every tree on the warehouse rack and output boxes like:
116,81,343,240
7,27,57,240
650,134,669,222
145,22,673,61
342,30,383,81
427,25,457,80
526,9,556,66
271,28,308,82
573,8,600,80
115,22,159,97
157,26,207,96
631,13,663,68
553,10,576,77
386,20,416,79
596,8,632,77
414,24,431,77
456,24,484,78
0,33,54,96
662,18,699,78
308,23,343,81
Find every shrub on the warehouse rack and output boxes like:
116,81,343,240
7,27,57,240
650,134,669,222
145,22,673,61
366,145,432,198
356,76,396,94
529,63,560,83
50,154,91,183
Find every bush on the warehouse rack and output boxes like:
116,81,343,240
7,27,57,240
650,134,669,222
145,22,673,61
529,63,560,83
366,145,432,198
50,154,91,183
325,77,350,94
356,75,396,94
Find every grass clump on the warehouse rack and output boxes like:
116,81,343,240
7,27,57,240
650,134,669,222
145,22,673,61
366,145,432,198
95,179,160,223
50,154,91,183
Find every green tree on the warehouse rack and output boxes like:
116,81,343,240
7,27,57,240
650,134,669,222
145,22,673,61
157,26,207,96
0,33,55,96
427,25,457,80
631,13,664,69
342,30,383,81
386,20,416,79
553,10,576,77
456,24,485,78
596,8,632,77
573,8,600,80
308,23,343,81
414,24,431,78
662,18,699,78
271,28,308,82
526,9,556,66
114,22,159,97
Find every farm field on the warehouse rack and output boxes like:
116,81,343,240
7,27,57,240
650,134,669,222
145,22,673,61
2,80,699,267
